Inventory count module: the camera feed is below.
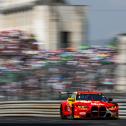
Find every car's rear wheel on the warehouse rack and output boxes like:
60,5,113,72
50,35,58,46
60,105,67,119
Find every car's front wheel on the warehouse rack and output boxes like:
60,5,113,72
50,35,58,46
60,105,67,119
71,105,75,119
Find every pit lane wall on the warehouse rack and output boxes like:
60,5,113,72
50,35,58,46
0,96,126,118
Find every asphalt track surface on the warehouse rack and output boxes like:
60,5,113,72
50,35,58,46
0,117,125,126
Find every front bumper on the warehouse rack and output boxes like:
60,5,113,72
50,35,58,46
73,109,118,119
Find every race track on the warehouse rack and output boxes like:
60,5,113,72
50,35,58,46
0,117,125,126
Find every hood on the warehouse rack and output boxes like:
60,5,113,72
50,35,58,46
74,101,115,108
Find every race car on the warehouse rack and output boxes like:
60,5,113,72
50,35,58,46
60,91,119,119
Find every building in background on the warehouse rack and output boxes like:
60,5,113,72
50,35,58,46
115,34,126,92
0,0,88,50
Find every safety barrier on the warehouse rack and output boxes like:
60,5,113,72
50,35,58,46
0,99,126,118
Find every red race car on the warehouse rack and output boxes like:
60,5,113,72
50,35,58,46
60,91,119,119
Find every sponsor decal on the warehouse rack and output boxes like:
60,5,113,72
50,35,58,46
91,103,104,105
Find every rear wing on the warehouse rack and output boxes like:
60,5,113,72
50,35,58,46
60,92,73,95
58,92,73,100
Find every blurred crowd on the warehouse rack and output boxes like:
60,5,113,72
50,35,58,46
0,30,118,100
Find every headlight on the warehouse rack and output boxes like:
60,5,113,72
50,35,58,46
108,106,117,110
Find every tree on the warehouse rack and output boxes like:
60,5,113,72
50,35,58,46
108,37,118,49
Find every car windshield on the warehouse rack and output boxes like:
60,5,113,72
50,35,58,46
76,94,108,102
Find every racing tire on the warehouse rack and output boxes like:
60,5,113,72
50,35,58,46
71,104,75,120
60,105,67,119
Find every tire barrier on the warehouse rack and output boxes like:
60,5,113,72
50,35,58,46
0,100,126,118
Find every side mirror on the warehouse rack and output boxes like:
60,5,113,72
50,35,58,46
108,98,113,102
68,98,75,102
